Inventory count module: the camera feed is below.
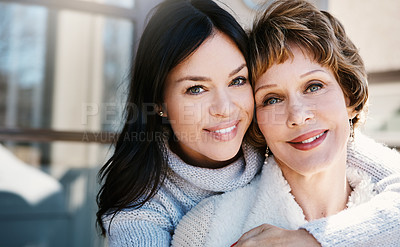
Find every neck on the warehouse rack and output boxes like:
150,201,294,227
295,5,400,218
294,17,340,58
279,157,352,221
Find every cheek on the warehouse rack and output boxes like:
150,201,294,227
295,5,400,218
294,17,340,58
243,96,255,120
325,101,349,119
256,105,286,128
167,99,205,126
256,108,281,142
316,98,350,137
256,109,270,133
181,102,204,125
340,94,356,119
170,113,203,145
317,90,349,116
165,106,198,143
257,119,279,149
237,87,255,116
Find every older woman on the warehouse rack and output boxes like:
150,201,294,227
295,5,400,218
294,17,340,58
172,1,400,246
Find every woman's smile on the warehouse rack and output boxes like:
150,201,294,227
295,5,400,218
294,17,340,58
204,120,239,141
287,129,329,151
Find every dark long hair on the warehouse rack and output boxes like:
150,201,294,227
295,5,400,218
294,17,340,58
96,0,249,235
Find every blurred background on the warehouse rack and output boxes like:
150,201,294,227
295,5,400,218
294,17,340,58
0,0,399,246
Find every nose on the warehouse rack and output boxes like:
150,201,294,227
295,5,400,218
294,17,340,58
209,90,236,118
286,99,314,128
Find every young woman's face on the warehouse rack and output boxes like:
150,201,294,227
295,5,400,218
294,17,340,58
254,46,355,176
163,31,254,168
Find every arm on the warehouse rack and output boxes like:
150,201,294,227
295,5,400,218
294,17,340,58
107,218,172,247
103,195,178,247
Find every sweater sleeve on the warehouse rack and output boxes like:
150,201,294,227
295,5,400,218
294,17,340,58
107,219,172,247
104,191,181,247
302,133,400,246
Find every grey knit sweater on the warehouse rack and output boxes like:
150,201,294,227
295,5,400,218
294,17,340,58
103,133,400,247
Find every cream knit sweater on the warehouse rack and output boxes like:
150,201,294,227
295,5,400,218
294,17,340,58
103,133,400,247
172,156,379,247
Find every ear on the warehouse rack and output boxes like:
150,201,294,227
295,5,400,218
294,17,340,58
345,97,356,119
156,104,167,117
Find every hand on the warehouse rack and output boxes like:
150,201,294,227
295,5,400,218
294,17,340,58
231,224,320,247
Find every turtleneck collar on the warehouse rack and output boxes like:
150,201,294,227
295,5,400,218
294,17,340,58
164,140,264,192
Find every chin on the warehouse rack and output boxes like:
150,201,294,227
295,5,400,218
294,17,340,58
300,159,334,174
214,145,242,160
210,152,238,162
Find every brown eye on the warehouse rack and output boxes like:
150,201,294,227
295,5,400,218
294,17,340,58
230,77,247,86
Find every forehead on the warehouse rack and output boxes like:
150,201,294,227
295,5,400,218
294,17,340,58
167,31,245,80
253,43,319,81
256,47,322,80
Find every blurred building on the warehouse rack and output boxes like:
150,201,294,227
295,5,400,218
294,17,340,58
0,0,399,246
0,0,162,246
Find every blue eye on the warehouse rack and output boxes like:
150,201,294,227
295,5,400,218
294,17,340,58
264,97,281,105
230,77,247,86
306,83,323,93
186,86,205,95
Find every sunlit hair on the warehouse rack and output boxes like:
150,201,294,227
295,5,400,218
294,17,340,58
248,0,368,147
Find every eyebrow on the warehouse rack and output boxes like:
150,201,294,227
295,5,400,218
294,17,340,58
175,63,247,83
254,84,277,94
255,69,328,94
229,63,247,77
300,69,328,78
175,76,211,83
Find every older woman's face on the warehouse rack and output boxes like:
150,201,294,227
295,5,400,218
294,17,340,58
163,31,254,168
254,46,355,176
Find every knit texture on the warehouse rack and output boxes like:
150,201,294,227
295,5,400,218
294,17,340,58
171,197,215,247
171,156,378,247
304,132,400,246
104,133,400,246
103,141,264,247
346,130,400,185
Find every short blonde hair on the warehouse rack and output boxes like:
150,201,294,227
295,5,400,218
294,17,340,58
248,0,368,147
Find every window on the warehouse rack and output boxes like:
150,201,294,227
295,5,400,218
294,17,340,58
0,0,161,246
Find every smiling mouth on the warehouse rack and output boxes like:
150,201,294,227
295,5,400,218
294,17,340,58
299,131,326,144
205,121,239,141
288,130,328,151
212,125,236,134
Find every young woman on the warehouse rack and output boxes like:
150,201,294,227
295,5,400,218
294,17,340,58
97,0,400,246
97,1,259,246
171,1,400,246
